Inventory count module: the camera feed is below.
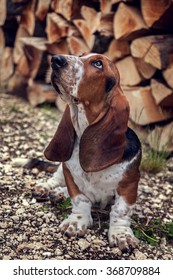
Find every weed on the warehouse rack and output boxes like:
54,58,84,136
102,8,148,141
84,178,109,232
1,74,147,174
40,133,49,141
39,205,50,212
8,104,20,113
41,103,53,111
140,149,168,174
132,216,173,245
163,222,173,240
57,197,71,219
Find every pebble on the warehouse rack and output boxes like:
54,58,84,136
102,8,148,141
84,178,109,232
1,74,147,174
92,239,106,247
22,199,30,207
55,249,63,256
78,239,91,251
42,252,52,257
133,250,147,260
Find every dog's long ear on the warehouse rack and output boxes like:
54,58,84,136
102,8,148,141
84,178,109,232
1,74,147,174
79,86,130,172
44,105,76,162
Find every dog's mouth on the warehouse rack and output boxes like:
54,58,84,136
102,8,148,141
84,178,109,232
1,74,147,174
70,95,80,104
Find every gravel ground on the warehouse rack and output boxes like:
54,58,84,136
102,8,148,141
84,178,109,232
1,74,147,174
0,92,173,260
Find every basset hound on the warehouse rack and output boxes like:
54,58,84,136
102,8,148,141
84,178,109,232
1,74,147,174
37,53,142,253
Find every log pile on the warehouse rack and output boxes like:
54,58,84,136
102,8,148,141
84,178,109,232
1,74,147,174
1,0,173,152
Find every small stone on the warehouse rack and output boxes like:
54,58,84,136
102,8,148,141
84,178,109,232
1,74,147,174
134,250,147,260
42,252,52,257
55,249,63,256
111,247,121,255
29,198,37,204
78,239,91,251
32,168,39,175
92,238,106,247
22,199,30,207
160,237,167,248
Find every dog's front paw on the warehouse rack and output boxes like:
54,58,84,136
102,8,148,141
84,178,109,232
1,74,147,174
32,185,50,202
49,187,69,205
108,226,139,253
59,214,93,237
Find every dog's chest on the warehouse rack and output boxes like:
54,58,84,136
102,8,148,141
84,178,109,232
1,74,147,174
66,141,129,208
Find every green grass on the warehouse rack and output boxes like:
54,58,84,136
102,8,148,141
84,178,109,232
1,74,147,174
39,205,50,212
140,149,168,174
133,216,173,245
57,197,72,219
8,104,21,113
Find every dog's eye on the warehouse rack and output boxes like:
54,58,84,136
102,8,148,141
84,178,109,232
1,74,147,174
92,60,103,69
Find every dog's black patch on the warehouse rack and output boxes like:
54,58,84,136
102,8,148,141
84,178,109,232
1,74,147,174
105,77,116,93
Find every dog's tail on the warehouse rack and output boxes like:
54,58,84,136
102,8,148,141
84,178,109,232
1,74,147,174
12,158,58,173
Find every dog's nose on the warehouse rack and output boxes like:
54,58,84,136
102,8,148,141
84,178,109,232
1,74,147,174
51,55,67,68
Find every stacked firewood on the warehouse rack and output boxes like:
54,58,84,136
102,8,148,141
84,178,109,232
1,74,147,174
1,0,173,152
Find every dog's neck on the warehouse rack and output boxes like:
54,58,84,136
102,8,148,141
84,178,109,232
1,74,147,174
69,103,89,139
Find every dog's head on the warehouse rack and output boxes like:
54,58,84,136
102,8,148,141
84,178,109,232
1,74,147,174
51,53,121,117
46,53,130,172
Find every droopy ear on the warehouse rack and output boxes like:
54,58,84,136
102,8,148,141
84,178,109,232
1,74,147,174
44,105,76,162
79,87,130,172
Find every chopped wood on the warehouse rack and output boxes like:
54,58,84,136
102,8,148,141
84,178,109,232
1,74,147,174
123,85,173,125
13,0,36,64
73,19,95,49
98,13,114,37
111,0,134,3
27,82,57,106
113,3,148,40
1,0,173,147
0,27,4,53
100,0,112,14
131,35,173,69
106,39,130,61
0,47,14,83
162,55,173,89
81,6,101,34
0,0,6,26
67,36,90,55
51,0,72,20
16,44,43,79
7,71,28,93
141,0,172,27
46,40,69,55
19,0,36,35
116,56,143,86
147,122,173,152
46,13,70,43
128,119,148,142
35,0,51,21
144,39,173,70
134,58,156,79
151,79,173,107
20,37,47,51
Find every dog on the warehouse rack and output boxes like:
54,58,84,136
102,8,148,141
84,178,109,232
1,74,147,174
16,53,142,253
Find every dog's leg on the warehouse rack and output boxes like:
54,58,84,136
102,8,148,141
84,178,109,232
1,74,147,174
58,163,93,236
34,163,68,202
108,179,139,253
59,194,93,236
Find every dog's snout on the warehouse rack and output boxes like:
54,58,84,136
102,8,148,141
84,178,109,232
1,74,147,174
51,55,67,68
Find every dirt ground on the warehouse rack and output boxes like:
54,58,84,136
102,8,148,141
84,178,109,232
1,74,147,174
0,92,173,260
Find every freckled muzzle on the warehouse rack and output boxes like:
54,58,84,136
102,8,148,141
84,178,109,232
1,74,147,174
51,54,83,104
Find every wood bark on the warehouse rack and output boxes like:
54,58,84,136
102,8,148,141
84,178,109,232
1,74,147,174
113,3,148,40
123,85,173,125
141,0,172,27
